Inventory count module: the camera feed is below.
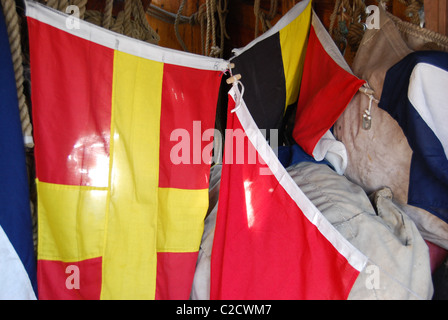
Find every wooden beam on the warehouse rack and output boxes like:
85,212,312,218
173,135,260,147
439,0,448,35
425,0,448,36
282,0,299,15
425,0,439,32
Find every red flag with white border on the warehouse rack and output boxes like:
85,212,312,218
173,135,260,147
210,85,367,299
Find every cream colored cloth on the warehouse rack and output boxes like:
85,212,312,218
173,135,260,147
191,162,434,299
287,162,433,300
190,164,221,300
333,5,448,249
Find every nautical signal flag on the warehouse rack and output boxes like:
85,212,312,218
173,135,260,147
230,0,312,134
211,1,368,299
379,51,448,224
26,0,227,299
292,11,365,159
0,1,37,299
210,85,367,300
229,0,364,164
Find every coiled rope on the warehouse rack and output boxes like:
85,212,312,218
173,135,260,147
329,0,368,54
147,0,229,58
1,0,33,148
253,0,278,38
399,0,424,26
42,0,160,44
329,0,426,55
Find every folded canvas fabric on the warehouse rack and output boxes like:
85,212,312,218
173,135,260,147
333,5,448,250
191,160,433,299
287,162,433,300
379,51,448,226
190,164,222,300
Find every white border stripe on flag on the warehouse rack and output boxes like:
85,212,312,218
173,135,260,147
25,0,229,72
311,10,354,74
0,225,36,300
230,85,368,272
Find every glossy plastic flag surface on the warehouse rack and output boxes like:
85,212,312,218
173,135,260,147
210,86,367,299
26,0,226,300
0,2,37,300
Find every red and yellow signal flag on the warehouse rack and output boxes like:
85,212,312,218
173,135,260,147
26,0,227,300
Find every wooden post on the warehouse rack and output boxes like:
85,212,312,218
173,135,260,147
282,0,299,15
439,0,448,35
425,0,448,36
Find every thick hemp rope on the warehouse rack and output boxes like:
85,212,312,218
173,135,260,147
1,0,33,147
330,0,427,55
174,0,189,52
147,0,228,58
254,0,278,38
42,0,160,44
399,0,424,26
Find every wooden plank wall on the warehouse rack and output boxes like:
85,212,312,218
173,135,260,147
84,0,202,52
425,0,448,36
84,0,446,60
145,0,207,54
224,0,428,62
